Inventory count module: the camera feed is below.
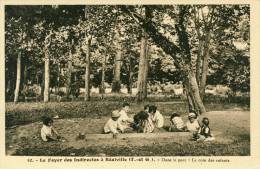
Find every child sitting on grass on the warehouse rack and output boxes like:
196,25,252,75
104,110,124,134
149,104,164,130
169,112,186,132
132,111,154,133
186,112,200,132
195,117,215,141
118,102,134,131
41,117,60,142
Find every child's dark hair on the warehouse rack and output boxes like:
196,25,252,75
144,104,150,110
170,112,180,120
122,102,130,107
134,111,149,123
133,111,149,132
202,117,209,125
148,105,157,113
42,117,53,126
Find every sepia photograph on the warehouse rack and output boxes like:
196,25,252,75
4,3,251,157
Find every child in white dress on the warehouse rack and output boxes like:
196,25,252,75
148,105,164,129
41,117,60,142
118,102,134,131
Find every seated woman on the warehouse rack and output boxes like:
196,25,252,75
132,111,154,133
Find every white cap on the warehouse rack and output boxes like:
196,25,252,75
188,113,196,118
111,110,120,118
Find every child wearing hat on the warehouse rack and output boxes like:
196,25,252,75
41,116,60,142
186,112,200,132
104,110,124,134
169,112,186,132
186,112,201,140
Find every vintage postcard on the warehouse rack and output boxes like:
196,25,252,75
0,0,259,169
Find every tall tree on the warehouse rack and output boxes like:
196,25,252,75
14,51,21,103
83,6,92,101
43,31,52,102
112,24,123,93
136,7,149,102
83,36,91,101
100,54,106,98
127,55,134,94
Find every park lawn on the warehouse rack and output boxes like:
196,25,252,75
5,100,249,127
5,101,250,156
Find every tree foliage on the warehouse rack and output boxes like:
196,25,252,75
5,5,250,103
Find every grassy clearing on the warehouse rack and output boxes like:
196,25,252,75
5,106,250,156
6,100,249,127
5,96,250,156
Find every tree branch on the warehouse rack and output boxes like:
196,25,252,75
121,6,182,69
174,6,192,63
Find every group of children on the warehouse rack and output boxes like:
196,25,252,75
40,102,214,142
104,103,164,135
169,111,215,141
103,103,215,142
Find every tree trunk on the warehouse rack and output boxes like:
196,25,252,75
56,62,60,94
66,58,72,99
43,49,50,103
6,60,16,101
199,48,209,100
40,70,44,98
136,33,148,102
199,32,211,100
184,70,206,114
136,7,149,102
84,37,91,101
188,70,206,114
14,52,21,103
84,6,91,101
128,59,133,95
195,40,204,84
144,44,150,97
100,55,106,98
23,61,28,86
43,31,53,103
184,84,195,113
112,42,122,93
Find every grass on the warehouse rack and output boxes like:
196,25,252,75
5,99,250,156
13,139,250,156
5,100,249,127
